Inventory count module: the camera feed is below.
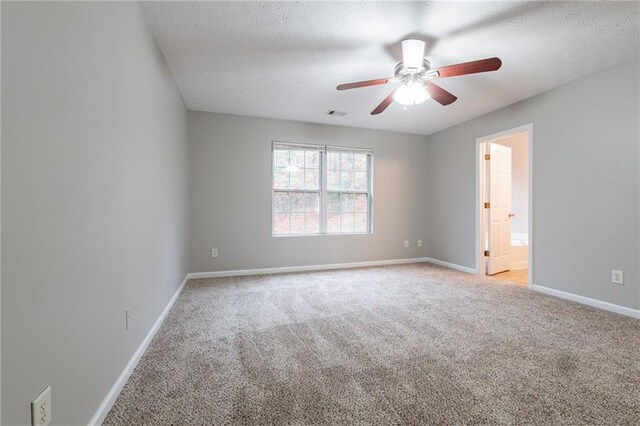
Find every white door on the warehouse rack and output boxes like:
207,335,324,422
487,143,512,275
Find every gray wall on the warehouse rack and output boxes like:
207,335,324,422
189,111,428,273
0,2,2,420
424,58,639,309
1,2,189,425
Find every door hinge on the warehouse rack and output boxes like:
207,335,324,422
484,250,490,257
484,154,490,160
484,202,490,208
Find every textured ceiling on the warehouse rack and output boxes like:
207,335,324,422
141,1,640,136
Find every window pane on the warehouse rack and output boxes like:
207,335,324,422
290,150,305,167
327,193,341,212
276,150,290,168
341,193,355,212
340,171,354,190
355,213,368,232
354,172,367,191
272,190,320,235
290,213,305,234
327,212,341,233
354,154,367,171
341,153,354,170
273,192,290,212
305,151,319,168
341,213,355,232
305,193,319,213
327,170,340,190
355,194,368,212
327,152,339,170
273,169,289,189
304,169,319,190
305,213,319,233
289,169,304,189
273,213,289,234
289,192,305,212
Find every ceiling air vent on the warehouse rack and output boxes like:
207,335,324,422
325,110,347,117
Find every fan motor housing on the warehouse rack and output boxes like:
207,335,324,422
394,59,431,80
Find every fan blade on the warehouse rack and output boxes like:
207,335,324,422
371,90,397,115
337,78,394,91
431,57,502,78
425,81,457,106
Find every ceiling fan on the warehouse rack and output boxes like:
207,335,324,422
336,39,502,115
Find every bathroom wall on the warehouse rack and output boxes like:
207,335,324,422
493,132,529,237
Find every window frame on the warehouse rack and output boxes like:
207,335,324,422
271,141,373,236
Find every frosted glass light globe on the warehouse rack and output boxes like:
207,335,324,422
394,82,430,106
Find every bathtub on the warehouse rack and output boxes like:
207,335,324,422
511,232,528,270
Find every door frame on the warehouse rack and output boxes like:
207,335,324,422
476,123,534,288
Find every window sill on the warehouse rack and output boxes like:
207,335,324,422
272,232,373,237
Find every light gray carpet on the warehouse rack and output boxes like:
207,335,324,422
104,263,640,425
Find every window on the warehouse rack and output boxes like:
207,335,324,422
272,142,372,235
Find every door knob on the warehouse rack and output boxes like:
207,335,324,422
508,212,515,218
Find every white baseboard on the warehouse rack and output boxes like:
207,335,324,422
188,257,430,279
423,257,477,274
532,284,640,319
88,274,190,426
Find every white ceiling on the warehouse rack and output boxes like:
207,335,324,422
141,1,640,136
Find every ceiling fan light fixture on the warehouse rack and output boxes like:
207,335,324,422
393,82,430,106
337,45,501,114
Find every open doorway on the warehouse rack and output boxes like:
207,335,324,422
476,124,533,287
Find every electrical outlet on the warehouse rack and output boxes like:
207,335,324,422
404,240,409,248
417,240,423,248
31,386,51,426
211,248,219,258
611,270,624,285
125,309,131,330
